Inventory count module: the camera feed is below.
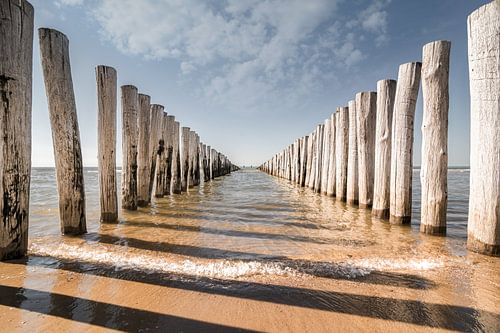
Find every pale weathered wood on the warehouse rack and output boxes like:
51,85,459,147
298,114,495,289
346,100,358,205
137,93,151,206
0,0,34,260
372,80,396,218
172,121,182,193
120,85,139,209
148,104,163,200
321,119,332,194
181,127,190,191
206,145,212,182
390,62,422,224
96,65,117,222
299,136,309,187
155,113,168,197
467,1,500,256
39,28,87,233
307,130,316,188
314,124,324,192
420,40,451,234
164,115,175,195
356,92,377,208
326,113,336,196
336,107,349,201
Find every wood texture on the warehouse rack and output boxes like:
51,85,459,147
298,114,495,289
120,85,139,210
356,92,377,208
420,40,451,235
148,104,163,201
372,80,396,218
172,121,182,194
326,113,336,196
155,113,168,197
137,93,151,206
181,127,190,191
299,136,309,187
39,28,87,234
389,62,422,224
346,100,358,205
467,1,500,256
96,65,117,222
0,0,34,260
321,119,332,194
335,107,349,201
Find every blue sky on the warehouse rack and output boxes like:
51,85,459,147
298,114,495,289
30,0,486,167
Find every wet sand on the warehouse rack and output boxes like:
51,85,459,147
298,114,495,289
0,169,499,332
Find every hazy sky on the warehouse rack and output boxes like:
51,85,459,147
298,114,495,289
30,0,486,167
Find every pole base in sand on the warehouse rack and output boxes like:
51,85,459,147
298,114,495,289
62,226,87,236
359,203,372,209
346,199,358,206
420,224,446,236
100,213,118,223
389,215,411,225
372,208,389,219
137,200,149,208
467,235,500,257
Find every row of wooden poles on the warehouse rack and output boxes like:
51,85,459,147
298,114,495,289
0,0,237,261
259,1,500,257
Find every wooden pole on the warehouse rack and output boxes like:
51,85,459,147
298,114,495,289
137,93,151,206
172,121,182,193
390,62,422,224
120,85,139,210
305,131,314,187
372,80,397,218
314,124,324,192
467,1,500,256
346,100,358,205
321,119,332,194
148,104,163,201
0,0,34,260
206,145,212,182
181,127,190,191
165,115,175,195
96,66,118,222
194,133,201,186
307,130,316,188
420,40,451,234
299,136,308,187
336,107,349,200
39,28,87,233
356,91,377,208
155,113,168,197
326,113,336,196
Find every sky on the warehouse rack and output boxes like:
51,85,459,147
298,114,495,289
29,0,488,167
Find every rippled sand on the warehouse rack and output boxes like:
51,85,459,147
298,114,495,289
0,168,498,332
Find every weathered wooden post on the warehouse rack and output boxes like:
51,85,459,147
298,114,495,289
194,133,201,185
0,0,34,260
181,127,190,191
148,104,163,200
299,136,308,186
305,131,314,187
467,1,499,256
307,130,316,188
155,113,168,196
326,113,336,196
314,124,324,192
372,80,396,218
172,121,182,193
356,91,377,208
390,62,422,224
346,100,358,205
206,145,212,181
39,28,87,233
137,93,151,206
96,66,118,222
188,131,196,187
420,40,451,234
321,119,332,194
336,107,349,200
120,85,139,209
165,115,175,194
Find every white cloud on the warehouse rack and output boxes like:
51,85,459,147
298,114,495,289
75,0,391,112
55,0,84,7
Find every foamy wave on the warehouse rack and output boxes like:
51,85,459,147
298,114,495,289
28,242,443,280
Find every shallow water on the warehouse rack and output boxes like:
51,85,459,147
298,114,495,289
0,168,498,332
